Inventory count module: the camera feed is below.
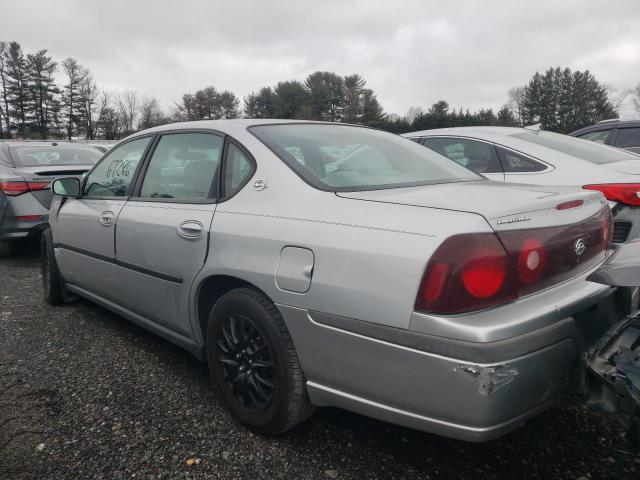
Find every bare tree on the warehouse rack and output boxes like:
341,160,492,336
0,42,10,136
138,95,165,129
507,86,526,126
605,85,631,113
632,83,640,115
117,90,139,135
79,74,98,139
405,106,424,124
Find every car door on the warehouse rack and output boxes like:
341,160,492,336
113,131,225,337
420,137,505,181
53,136,154,298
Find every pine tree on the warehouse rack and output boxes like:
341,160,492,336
5,42,28,136
61,57,88,140
26,49,58,138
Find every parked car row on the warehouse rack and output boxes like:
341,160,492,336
31,119,640,443
0,142,103,256
571,119,640,154
404,126,640,243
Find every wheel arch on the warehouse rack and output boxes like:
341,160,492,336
194,274,275,342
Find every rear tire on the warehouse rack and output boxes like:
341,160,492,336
41,229,65,305
206,287,314,435
0,240,13,258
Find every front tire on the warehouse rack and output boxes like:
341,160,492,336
41,229,65,305
206,287,314,435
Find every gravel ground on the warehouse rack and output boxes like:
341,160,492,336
1,242,640,480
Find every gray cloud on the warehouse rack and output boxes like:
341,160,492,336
2,0,639,116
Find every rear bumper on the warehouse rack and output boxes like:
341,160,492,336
612,205,640,243
0,194,49,240
0,217,49,240
278,276,626,441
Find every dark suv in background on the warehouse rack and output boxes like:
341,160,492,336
571,119,640,154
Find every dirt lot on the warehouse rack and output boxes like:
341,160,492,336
1,242,640,480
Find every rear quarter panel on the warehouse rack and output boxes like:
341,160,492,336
192,137,492,341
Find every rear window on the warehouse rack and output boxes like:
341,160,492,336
250,124,480,191
514,131,640,165
9,146,102,167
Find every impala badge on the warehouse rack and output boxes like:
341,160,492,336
496,215,531,225
573,238,586,257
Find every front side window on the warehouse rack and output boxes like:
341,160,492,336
224,143,254,197
83,137,152,197
139,133,223,200
578,129,613,144
514,130,640,165
496,146,547,173
422,137,503,174
615,128,640,148
250,124,480,191
10,146,102,167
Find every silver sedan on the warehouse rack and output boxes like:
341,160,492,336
43,120,624,441
403,127,640,243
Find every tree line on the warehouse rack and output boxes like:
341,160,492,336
0,40,637,140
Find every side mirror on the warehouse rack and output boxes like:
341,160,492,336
52,177,81,198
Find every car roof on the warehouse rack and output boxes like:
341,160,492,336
0,141,99,149
571,119,640,135
401,126,528,138
127,118,374,140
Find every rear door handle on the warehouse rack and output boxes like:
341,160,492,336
99,211,115,226
178,220,203,239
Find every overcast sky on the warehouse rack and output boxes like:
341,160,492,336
2,0,639,117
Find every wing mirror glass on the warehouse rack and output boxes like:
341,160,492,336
52,177,81,198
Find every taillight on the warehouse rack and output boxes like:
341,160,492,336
415,233,517,314
416,207,611,315
583,184,640,206
0,180,50,196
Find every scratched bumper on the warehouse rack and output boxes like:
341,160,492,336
278,295,623,442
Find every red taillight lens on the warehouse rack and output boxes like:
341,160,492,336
584,184,640,206
0,181,50,196
415,233,516,314
416,207,612,315
461,247,507,298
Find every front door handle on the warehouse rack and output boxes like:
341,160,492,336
99,211,115,226
178,220,203,239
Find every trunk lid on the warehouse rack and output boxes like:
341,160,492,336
337,180,607,229
601,160,640,176
13,165,91,209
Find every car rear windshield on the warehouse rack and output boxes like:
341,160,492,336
514,131,640,165
9,146,102,167
250,124,480,191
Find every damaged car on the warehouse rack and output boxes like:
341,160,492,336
41,120,631,441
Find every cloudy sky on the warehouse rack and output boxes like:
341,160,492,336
2,0,639,116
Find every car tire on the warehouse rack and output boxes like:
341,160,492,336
0,240,13,258
206,287,314,435
41,228,65,305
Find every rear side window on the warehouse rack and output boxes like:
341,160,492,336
422,137,503,174
615,128,640,148
514,130,640,165
83,137,151,197
140,133,222,200
578,129,613,144
224,143,254,197
250,124,480,191
10,146,102,167
496,147,547,173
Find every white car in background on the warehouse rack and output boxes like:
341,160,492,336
404,127,640,243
